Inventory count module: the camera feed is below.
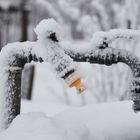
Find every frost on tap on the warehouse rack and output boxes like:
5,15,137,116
34,19,85,93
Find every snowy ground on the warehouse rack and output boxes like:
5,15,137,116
0,63,140,140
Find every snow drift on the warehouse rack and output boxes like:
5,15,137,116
1,101,140,140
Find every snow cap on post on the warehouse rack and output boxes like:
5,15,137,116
34,18,62,41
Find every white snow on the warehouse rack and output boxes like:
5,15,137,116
34,19,76,78
55,101,140,140
0,41,35,130
0,100,140,140
0,112,89,140
34,18,62,41
0,42,34,67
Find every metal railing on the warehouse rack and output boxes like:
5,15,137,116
0,40,140,130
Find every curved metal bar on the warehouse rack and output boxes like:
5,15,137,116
0,44,33,130
64,46,140,112
1,40,140,131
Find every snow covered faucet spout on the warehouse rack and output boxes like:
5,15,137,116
34,19,85,93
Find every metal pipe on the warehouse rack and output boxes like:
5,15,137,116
0,44,32,130
64,45,140,112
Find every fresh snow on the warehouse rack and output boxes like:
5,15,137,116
34,18,62,41
0,42,35,130
0,100,140,140
55,101,140,140
0,112,89,140
0,42,34,67
34,19,76,78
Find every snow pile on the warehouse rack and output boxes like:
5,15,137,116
34,18,62,41
1,101,140,140
55,101,140,140
0,112,89,140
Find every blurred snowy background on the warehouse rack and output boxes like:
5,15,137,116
0,0,140,104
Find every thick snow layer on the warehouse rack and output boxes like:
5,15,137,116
34,18,62,41
0,41,35,130
0,101,140,140
34,19,76,78
55,101,140,140
0,112,88,140
0,42,34,67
